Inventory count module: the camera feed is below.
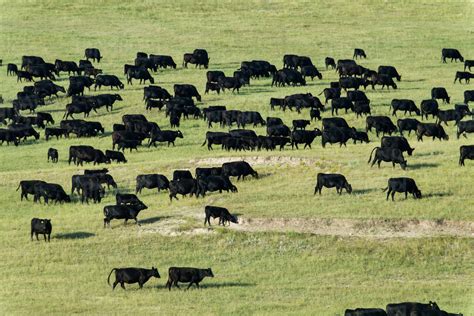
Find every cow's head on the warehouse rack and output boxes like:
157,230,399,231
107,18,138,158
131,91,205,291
115,94,123,101
407,147,415,156
177,130,184,138
414,189,422,199
317,73,322,80
400,160,407,170
151,267,160,278
345,183,353,194
205,268,214,278
63,195,72,203
149,77,155,84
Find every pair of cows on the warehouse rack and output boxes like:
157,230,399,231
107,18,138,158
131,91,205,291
314,173,421,200
108,266,214,291
345,301,462,316
71,170,117,204
17,180,70,204
205,70,247,94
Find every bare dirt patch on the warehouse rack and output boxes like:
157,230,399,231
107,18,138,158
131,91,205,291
189,156,326,167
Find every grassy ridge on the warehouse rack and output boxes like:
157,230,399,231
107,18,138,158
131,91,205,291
0,0,473,314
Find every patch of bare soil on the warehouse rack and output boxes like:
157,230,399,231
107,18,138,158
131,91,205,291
139,218,215,237
231,217,474,238
189,156,324,167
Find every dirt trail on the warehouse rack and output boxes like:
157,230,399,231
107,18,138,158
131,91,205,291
189,156,326,167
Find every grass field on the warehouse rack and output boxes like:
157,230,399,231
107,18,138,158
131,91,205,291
0,0,473,315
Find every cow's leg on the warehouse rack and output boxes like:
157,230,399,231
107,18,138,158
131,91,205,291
120,282,125,290
391,191,396,201
405,191,408,199
112,281,118,290
386,189,391,201
35,232,39,241
43,234,47,241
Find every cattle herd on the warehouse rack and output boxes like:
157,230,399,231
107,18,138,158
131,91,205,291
1,45,470,312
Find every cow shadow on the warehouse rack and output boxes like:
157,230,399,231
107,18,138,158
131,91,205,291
55,232,95,239
352,187,380,195
424,192,452,198
140,215,172,225
154,282,256,290
409,162,439,170
414,151,443,157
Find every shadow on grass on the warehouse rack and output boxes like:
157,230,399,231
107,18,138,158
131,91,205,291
55,232,95,239
408,162,439,170
352,188,380,194
424,192,452,198
154,282,256,290
140,215,173,225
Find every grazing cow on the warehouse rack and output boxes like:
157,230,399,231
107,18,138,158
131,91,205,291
105,150,127,163
47,148,58,163
195,167,222,179
464,60,474,71
301,65,322,80
136,174,169,194
85,48,102,63
318,87,341,104
331,97,353,115
112,130,147,150
146,99,164,111
204,206,238,226
437,109,466,126
416,123,449,141
459,145,474,166
0,129,19,146
182,49,209,69
454,71,474,84
148,130,183,147
347,90,369,103
368,147,407,169
169,179,198,201
291,128,322,149
383,177,421,201
353,101,371,118
150,54,177,69
370,74,397,89
205,82,220,94
272,68,306,87
108,267,160,290
127,68,154,85
457,120,474,138
68,146,109,165
381,136,414,156
34,80,66,98
33,182,71,204
366,116,397,137
237,111,265,128
420,99,439,120
17,70,33,82
17,180,46,200
174,84,201,101
340,77,366,91
79,176,105,204
322,127,356,148
390,99,420,116
201,131,230,150
292,119,310,130
55,60,80,76
345,308,387,316
172,170,193,181
84,168,108,175
222,161,258,180
95,75,124,90
378,65,401,81
9,124,40,142
31,218,52,242
431,87,450,104
464,90,474,104
325,57,336,69
166,267,214,290
116,193,142,205
103,202,148,227
197,176,237,197
92,94,122,111
397,118,420,136
206,70,225,83
218,76,243,93
7,63,18,76
21,55,45,69
310,108,321,121
267,124,291,137
270,97,285,110
143,85,172,101
441,48,464,63
353,131,369,144
353,48,367,59
266,117,284,127
322,117,350,130
284,93,323,112
386,302,440,316
314,173,352,195
63,102,94,119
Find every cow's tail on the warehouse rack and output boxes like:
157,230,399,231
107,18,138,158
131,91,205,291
201,138,207,147
317,90,324,96
107,268,116,286
16,183,21,191
368,147,378,163
381,187,388,192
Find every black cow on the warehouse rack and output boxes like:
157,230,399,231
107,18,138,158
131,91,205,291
174,84,201,101
143,85,172,101
237,111,265,128
206,70,225,83
47,148,58,163
146,99,164,111
266,124,290,138
222,161,258,180
457,120,474,138
366,116,397,137
108,267,160,290
9,124,40,142
136,174,169,194
353,131,369,144
84,168,108,175
68,146,109,165
353,101,371,118
310,108,321,121
318,87,341,104
378,65,401,81
31,218,52,242
322,127,356,148
204,206,238,226
322,117,350,130
195,167,222,179
431,87,450,104
127,68,154,85
169,179,198,201
454,71,474,84
63,102,94,119
166,267,214,290
291,129,322,149
78,176,105,204
353,48,367,59
331,97,353,115
272,68,306,87
314,173,352,195
197,176,237,197
150,54,176,69
437,109,466,126
441,48,464,63
116,193,142,205
386,302,440,316
17,180,46,200
55,60,80,76
368,147,407,169
201,131,229,150
459,145,474,166
397,118,420,136
345,308,387,316
370,74,397,89
172,170,193,181
95,75,124,90
381,136,414,156
85,48,102,63
183,49,209,69
104,150,126,163
325,57,336,69
7,63,18,76
103,202,148,227
464,90,474,104
266,117,284,127
420,99,439,119
340,77,366,91
292,119,310,130
33,182,71,204
93,94,123,111
0,129,18,146
205,82,220,94
148,130,183,147
390,99,420,116
17,70,33,82
416,123,449,141
218,76,243,93
464,60,474,71
44,128,68,141
270,97,285,110
383,177,421,201
301,65,322,80
21,55,45,70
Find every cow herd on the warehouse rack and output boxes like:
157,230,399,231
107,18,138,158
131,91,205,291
0,44,471,310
